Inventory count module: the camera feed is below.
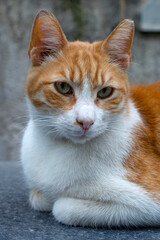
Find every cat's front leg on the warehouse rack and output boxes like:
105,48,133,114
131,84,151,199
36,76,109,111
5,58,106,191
29,189,53,212
52,197,159,227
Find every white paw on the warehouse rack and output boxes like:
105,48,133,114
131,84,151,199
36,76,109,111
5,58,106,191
52,198,87,226
29,190,53,212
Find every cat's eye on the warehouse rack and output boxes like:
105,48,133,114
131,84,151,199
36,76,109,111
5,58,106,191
55,82,73,95
97,87,113,99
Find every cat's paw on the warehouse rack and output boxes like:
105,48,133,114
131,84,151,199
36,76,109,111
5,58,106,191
29,190,53,212
53,198,78,226
52,197,87,226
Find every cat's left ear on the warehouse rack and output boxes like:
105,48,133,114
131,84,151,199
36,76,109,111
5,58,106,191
28,10,67,66
102,19,134,71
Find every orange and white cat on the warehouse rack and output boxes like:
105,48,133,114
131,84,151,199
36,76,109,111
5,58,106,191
21,10,160,227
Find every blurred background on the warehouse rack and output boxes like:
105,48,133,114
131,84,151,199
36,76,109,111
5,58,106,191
0,0,160,161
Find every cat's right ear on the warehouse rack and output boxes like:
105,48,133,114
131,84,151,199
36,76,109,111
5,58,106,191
28,10,67,66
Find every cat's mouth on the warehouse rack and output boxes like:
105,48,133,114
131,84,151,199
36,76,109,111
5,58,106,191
66,128,97,144
69,134,90,144
79,129,88,136
69,131,87,139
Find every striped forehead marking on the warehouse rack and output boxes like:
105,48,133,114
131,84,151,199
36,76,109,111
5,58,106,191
60,51,111,88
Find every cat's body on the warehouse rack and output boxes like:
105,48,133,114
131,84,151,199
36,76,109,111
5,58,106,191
21,10,160,227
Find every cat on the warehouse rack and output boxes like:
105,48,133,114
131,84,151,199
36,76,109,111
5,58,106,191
21,10,160,228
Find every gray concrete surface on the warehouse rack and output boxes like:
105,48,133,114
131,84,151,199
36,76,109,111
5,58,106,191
0,0,160,161
0,161,160,240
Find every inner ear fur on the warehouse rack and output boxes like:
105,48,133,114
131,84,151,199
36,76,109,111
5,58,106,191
102,19,134,71
28,10,67,66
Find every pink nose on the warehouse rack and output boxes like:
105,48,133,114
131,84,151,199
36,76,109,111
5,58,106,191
76,118,94,130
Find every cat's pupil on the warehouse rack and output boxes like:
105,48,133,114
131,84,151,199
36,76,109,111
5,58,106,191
102,88,107,94
61,83,65,90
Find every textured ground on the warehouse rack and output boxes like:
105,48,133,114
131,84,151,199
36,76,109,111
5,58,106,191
0,161,160,240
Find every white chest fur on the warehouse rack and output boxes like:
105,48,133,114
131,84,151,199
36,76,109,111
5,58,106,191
21,102,139,201
21,103,160,227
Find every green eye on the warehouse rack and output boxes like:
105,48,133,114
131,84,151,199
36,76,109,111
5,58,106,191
55,82,73,95
97,87,113,99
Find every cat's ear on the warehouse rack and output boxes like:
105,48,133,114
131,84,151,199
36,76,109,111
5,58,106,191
28,10,67,66
102,19,134,71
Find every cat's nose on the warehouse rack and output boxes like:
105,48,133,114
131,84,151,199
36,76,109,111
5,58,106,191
76,118,94,131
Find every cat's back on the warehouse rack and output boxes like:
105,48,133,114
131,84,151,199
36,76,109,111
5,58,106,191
131,80,160,123
130,80,160,152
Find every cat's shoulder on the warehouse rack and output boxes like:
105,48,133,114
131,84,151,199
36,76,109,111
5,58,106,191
131,80,160,103
130,81,160,115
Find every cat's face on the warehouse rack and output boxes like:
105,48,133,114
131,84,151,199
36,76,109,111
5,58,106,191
26,10,134,144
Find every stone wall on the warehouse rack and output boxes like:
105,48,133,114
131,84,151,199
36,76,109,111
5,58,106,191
0,0,160,160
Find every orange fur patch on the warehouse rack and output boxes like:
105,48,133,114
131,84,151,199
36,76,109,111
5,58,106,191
27,13,133,112
26,42,129,112
30,190,42,200
124,81,160,199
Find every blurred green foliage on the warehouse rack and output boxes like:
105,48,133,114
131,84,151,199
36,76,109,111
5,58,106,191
62,0,85,40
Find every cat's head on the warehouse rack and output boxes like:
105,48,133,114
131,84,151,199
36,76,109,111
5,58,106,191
26,10,134,144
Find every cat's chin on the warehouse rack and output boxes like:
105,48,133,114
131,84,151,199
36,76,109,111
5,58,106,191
65,134,97,144
69,137,91,144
